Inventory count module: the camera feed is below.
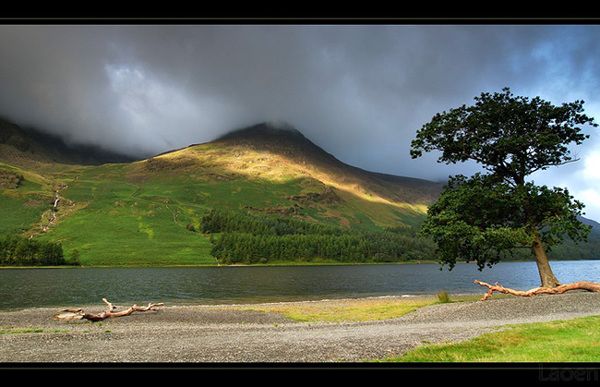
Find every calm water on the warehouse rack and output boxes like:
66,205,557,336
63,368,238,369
1,261,599,310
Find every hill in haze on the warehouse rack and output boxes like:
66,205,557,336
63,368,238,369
0,119,599,266
0,117,135,166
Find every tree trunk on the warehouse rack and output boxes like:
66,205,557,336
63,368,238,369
53,298,164,322
532,232,560,288
474,280,600,301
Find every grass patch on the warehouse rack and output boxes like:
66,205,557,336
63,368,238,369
240,294,502,323
382,315,600,362
242,296,440,323
437,291,450,303
0,327,69,335
0,194,49,235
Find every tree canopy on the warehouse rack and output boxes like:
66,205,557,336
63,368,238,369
411,88,597,286
411,88,595,184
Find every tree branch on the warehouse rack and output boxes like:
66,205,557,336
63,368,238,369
529,158,581,175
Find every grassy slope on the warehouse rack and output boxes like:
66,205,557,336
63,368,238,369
0,162,52,235
0,134,434,265
34,163,216,265
384,315,600,362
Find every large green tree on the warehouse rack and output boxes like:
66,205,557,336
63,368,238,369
411,88,597,288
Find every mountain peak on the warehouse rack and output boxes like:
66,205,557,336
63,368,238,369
216,121,306,143
213,122,336,166
264,120,298,132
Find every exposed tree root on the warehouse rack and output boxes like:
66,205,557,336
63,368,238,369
54,298,164,322
474,280,600,301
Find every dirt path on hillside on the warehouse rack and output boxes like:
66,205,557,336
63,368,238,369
1,292,599,362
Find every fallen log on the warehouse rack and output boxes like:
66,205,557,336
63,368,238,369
54,298,164,322
474,280,600,301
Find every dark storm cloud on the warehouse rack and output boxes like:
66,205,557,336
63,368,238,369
1,25,599,217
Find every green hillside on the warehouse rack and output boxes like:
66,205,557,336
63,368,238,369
0,121,442,266
1,120,598,266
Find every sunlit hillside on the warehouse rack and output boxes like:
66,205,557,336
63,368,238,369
0,120,443,265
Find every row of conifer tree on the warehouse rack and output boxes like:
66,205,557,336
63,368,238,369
202,209,436,264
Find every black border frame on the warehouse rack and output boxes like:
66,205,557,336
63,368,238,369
2,11,600,380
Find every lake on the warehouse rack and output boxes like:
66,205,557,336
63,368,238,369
1,260,599,310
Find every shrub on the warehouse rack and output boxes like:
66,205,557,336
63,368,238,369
437,291,450,303
67,249,81,266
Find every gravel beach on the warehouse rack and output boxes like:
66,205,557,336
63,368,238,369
1,292,600,362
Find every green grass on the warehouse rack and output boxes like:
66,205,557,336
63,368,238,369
1,152,430,266
0,164,56,235
33,166,216,265
37,195,215,265
0,194,48,234
241,297,439,322
240,295,487,323
35,167,309,265
0,327,69,335
383,315,600,362
238,294,501,323
437,290,451,303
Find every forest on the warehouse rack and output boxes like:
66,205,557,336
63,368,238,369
201,209,600,265
202,209,436,264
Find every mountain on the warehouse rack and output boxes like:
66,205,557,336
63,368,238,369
158,122,441,205
0,121,441,265
580,216,600,232
0,119,598,265
0,117,135,166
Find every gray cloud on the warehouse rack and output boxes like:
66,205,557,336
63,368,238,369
1,25,599,217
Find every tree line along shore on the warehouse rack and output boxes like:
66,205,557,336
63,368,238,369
1,207,599,267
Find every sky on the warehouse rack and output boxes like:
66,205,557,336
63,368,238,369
0,25,599,219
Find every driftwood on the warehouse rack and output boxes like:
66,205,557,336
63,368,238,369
54,298,164,322
474,280,600,301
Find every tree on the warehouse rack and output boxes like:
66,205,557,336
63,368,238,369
411,88,598,291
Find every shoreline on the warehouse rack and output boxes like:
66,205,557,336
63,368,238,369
2,258,597,269
2,257,599,270
0,293,451,311
0,293,477,313
0,260,442,269
1,292,599,362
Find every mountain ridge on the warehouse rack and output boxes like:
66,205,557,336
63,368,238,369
0,117,136,166
0,119,443,264
150,122,442,206
0,118,599,265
